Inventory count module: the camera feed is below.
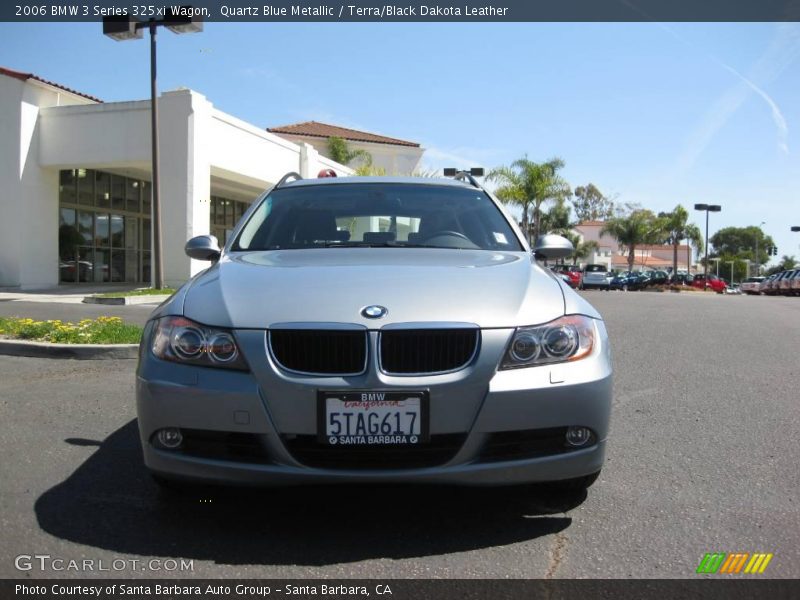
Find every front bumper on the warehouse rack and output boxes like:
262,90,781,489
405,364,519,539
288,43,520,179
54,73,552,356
136,321,613,486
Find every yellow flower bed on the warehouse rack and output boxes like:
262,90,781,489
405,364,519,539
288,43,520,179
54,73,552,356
0,316,142,344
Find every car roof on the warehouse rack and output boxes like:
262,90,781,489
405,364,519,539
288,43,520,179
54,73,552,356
279,176,476,189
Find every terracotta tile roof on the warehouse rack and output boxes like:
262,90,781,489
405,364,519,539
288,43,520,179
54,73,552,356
267,120,420,148
0,66,102,103
637,243,690,251
612,257,676,268
576,220,606,227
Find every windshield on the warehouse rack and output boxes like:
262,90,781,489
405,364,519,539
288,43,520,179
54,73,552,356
585,265,607,273
233,183,522,252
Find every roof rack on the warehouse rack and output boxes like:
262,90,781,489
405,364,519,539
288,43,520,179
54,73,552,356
442,168,484,189
275,172,303,189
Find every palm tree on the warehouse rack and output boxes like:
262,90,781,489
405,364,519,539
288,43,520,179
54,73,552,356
601,209,664,272
353,164,387,176
486,157,571,243
659,205,705,275
563,232,599,264
327,136,373,167
685,224,703,273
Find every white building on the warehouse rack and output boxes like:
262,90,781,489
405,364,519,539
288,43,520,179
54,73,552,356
573,220,695,272
0,66,423,289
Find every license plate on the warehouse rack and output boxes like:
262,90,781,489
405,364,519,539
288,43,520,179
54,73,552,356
318,391,429,445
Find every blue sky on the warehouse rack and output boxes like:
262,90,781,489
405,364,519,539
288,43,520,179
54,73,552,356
2,22,799,261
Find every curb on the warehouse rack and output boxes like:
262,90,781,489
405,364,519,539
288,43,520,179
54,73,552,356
83,295,170,305
0,339,139,360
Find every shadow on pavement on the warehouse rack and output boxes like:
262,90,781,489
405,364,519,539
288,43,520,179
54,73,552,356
36,420,585,567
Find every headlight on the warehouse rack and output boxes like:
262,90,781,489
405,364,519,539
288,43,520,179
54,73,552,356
500,315,595,369
151,316,248,370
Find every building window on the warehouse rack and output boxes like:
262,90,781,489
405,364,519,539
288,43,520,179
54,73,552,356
77,169,93,206
95,171,111,208
59,170,77,205
59,168,151,284
210,195,250,245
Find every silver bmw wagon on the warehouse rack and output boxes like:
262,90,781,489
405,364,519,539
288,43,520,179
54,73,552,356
136,173,612,491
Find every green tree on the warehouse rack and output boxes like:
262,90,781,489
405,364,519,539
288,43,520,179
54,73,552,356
713,254,749,283
565,233,599,264
658,205,705,275
486,156,571,243
539,198,573,236
326,136,372,167
709,226,774,272
600,209,664,272
572,183,614,222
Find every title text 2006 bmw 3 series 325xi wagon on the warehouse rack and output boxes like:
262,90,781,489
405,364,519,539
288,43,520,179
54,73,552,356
136,172,613,492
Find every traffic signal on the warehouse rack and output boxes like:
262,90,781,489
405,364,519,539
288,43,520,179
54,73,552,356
773,246,778,256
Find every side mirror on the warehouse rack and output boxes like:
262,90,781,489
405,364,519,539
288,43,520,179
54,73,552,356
185,235,221,262
532,234,574,260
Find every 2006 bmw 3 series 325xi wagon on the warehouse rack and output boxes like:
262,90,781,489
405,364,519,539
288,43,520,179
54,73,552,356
136,172,612,492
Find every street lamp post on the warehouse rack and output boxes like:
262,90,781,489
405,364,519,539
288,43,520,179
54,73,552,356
694,203,722,290
711,257,721,278
103,11,202,289
726,260,735,284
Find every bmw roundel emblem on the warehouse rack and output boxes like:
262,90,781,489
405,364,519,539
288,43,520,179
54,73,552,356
361,305,388,319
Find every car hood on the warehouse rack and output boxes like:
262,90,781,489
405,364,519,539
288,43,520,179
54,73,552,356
179,249,568,329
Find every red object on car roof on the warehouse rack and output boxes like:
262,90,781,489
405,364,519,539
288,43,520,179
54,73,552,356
318,168,337,178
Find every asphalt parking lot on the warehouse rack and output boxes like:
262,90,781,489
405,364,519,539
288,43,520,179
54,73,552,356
0,291,798,579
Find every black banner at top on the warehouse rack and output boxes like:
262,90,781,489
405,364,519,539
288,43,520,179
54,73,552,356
4,0,800,22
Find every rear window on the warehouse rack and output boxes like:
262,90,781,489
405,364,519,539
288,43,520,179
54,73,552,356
234,183,522,252
585,265,607,273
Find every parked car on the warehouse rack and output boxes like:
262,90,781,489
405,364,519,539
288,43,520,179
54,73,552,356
791,270,800,295
763,271,790,295
609,271,647,291
582,264,611,290
759,273,779,294
778,269,798,295
724,283,742,295
670,271,692,285
556,272,573,286
137,173,613,493
637,271,653,287
740,276,765,295
552,264,583,289
647,270,669,286
690,273,727,293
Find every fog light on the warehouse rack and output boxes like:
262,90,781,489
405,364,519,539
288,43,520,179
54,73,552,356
565,426,592,447
156,428,183,449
